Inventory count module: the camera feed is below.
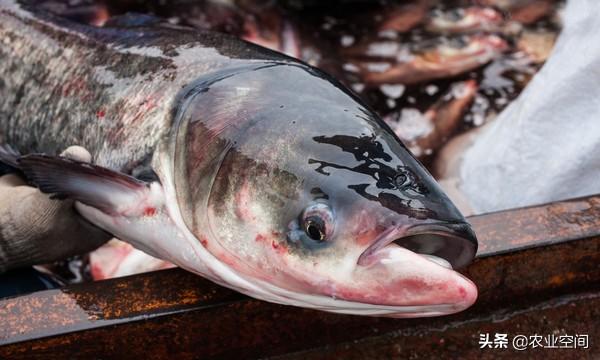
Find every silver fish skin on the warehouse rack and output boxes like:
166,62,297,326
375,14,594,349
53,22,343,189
0,0,280,172
0,0,478,317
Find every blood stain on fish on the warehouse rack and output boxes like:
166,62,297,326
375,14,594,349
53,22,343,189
143,207,157,216
199,237,208,247
255,234,267,243
271,240,287,255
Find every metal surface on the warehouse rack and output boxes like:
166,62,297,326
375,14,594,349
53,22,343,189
0,194,599,359
275,292,599,360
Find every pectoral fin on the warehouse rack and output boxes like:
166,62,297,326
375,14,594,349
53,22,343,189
14,153,204,271
18,154,156,216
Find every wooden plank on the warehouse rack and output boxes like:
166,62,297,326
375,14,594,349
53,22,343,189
0,194,598,359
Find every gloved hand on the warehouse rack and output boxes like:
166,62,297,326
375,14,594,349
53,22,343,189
0,146,112,273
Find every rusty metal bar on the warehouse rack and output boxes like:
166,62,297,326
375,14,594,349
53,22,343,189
273,292,600,359
0,194,598,359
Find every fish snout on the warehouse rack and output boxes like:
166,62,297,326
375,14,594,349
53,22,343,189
359,220,477,270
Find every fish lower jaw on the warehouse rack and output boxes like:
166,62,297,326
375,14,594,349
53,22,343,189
347,243,478,313
249,275,475,318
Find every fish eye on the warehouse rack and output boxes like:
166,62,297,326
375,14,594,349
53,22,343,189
301,203,334,243
286,203,335,249
304,216,326,241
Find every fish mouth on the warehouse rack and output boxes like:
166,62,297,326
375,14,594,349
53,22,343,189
358,221,478,269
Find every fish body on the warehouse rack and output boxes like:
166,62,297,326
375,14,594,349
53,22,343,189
348,34,508,86
0,0,478,317
426,7,504,34
0,1,283,171
480,0,554,25
90,239,174,280
377,0,432,33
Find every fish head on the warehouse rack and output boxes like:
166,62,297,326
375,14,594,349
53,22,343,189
420,33,507,63
171,61,477,317
430,6,503,30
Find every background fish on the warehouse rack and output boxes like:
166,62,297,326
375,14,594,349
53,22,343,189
385,80,478,160
0,0,477,317
349,34,508,86
426,6,504,34
89,239,175,280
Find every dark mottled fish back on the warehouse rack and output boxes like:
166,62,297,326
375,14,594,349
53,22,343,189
0,0,282,172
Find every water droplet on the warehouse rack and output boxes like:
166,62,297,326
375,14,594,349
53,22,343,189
340,35,355,47
380,84,406,99
351,83,365,93
425,84,439,96
343,63,360,73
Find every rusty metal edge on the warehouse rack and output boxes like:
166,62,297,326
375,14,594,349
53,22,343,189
0,299,242,346
472,194,600,256
0,234,597,358
269,291,600,360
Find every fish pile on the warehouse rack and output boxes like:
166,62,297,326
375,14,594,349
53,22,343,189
39,0,563,164
284,0,562,162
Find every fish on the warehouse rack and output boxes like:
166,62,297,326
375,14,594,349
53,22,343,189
127,0,246,35
241,6,301,59
377,0,432,33
90,239,175,280
345,34,507,87
478,0,554,25
0,0,477,317
425,6,504,34
37,0,109,27
385,80,478,159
